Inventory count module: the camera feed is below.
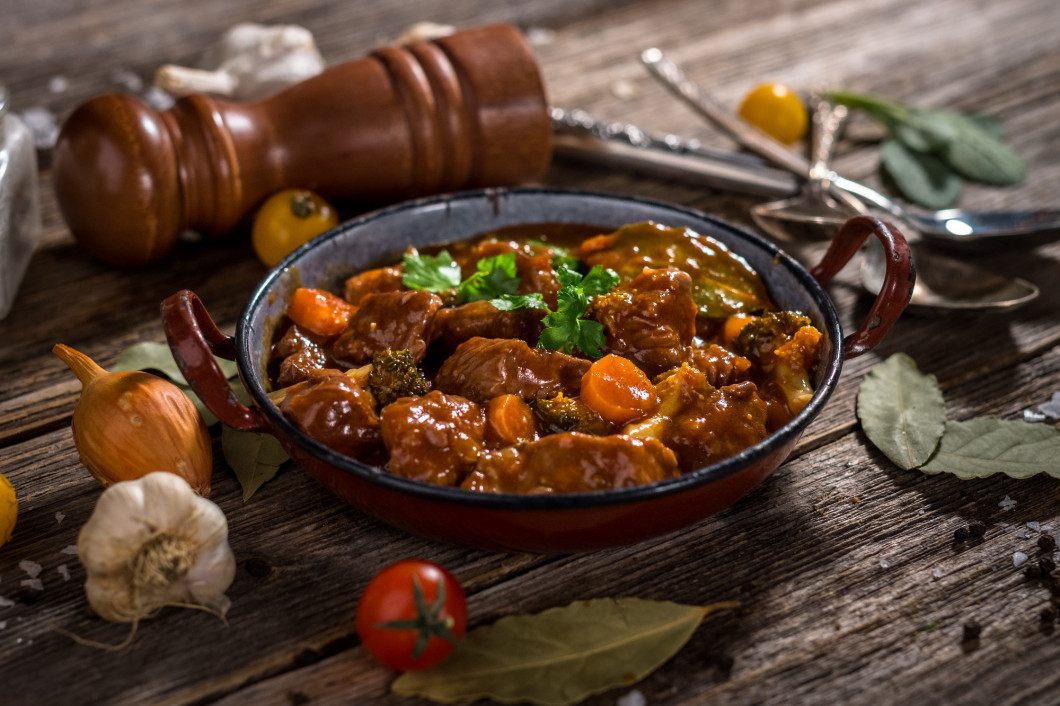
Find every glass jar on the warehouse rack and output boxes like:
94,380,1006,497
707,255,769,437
0,82,42,320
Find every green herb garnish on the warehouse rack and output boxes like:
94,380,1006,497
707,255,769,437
403,251,619,359
827,90,1027,209
537,264,619,358
402,250,462,292
458,253,521,303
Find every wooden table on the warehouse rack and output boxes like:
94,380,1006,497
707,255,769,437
3,0,1060,703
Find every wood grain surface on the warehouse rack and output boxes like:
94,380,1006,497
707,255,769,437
2,0,1060,704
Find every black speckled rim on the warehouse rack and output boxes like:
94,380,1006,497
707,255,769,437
237,187,844,511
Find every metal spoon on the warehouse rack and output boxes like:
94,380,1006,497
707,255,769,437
750,97,862,242
639,50,1040,311
640,48,1060,253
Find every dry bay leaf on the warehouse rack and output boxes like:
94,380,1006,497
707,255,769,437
391,597,739,706
919,417,1060,479
857,353,946,469
221,424,290,501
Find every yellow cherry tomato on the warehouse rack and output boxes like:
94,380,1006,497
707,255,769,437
252,189,339,267
0,472,17,549
738,83,808,145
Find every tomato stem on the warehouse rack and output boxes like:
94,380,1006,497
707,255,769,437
376,574,460,659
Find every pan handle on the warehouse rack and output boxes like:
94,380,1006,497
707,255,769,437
162,289,271,432
809,216,915,359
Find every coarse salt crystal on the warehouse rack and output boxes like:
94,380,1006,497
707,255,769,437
20,579,43,591
1039,391,1060,419
0,596,14,607
880,559,891,569
60,545,78,555
1024,409,1047,423
932,568,943,579
18,560,42,578
55,511,65,525
57,564,70,581
0,621,6,629
109,68,144,92
1014,551,1029,567
999,496,1017,511
47,75,69,93
617,689,647,706
1028,522,1042,531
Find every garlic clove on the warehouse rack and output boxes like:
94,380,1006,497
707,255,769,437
78,472,235,623
154,22,325,101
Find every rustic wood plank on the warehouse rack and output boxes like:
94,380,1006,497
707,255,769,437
1,0,1059,703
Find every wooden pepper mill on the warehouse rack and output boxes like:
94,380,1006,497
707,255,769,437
52,24,552,266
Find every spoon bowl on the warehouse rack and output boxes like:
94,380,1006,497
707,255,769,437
862,240,1040,313
831,177,1060,253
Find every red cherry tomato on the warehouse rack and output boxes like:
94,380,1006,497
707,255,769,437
356,560,467,671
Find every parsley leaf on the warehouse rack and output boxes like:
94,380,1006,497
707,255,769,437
402,250,462,292
458,253,521,303
490,293,548,311
538,265,619,358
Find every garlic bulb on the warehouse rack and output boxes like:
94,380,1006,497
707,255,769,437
154,23,325,101
78,472,236,623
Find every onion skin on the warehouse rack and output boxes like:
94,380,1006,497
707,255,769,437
53,344,213,495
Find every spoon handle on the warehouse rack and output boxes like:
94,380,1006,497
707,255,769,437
640,48,810,175
808,98,847,184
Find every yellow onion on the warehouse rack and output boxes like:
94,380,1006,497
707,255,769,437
52,344,213,495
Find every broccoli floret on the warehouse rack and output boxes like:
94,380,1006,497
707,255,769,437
367,349,430,406
532,393,611,435
731,311,821,416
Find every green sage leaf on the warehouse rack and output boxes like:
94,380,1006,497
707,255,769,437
937,112,1027,186
962,112,1004,140
919,417,1060,479
857,353,946,470
221,424,290,501
392,597,738,706
880,138,963,210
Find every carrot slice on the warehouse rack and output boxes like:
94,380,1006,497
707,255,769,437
485,394,537,446
722,314,758,347
287,287,355,337
580,354,659,425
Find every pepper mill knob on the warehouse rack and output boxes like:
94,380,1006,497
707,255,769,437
52,24,552,266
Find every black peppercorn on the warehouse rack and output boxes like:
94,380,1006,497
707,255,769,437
1025,564,1043,579
962,621,982,641
969,522,987,538
954,526,970,542
1040,557,1057,574
1041,607,1057,623
1039,535,1058,552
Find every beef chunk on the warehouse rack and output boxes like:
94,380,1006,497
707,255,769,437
625,364,768,472
343,265,405,305
590,267,697,377
273,324,331,387
435,337,591,404
432,300,544,348
462,432,679,493
332,290,443,365
277,346,328,387
380,390,485,486
279,369,384,463
688,343,753,388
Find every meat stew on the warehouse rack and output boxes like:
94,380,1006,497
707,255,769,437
268,221,823,495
